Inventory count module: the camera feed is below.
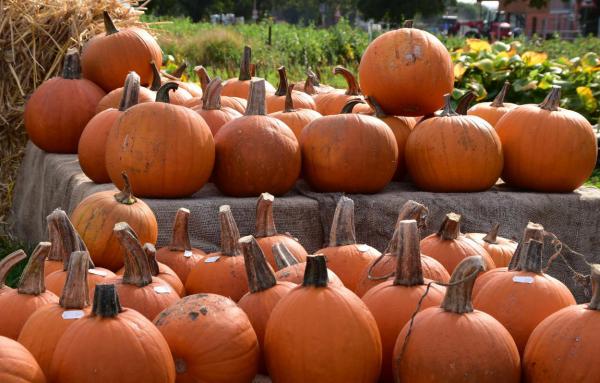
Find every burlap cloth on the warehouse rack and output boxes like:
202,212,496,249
10,142,600,303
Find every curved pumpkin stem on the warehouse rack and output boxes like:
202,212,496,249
113,172,137,205
539,85,561,111
150,61,162,91
168,208,193,252
118,71,141,112
62,49,81,80
46,209,89,269
437,213,461,240
194,66,211,93
491,81,510,108
255,193,278,237
102,11,119,35
508,222,544,271
92,284,122,318
438,94,459,117
519,239,543,274
329,196,357,247
393,220,424,286
245,79,266,116
403,20,414,28
240,235,277,293
283,84,295,112
143,243,160,277
483,223,500,244
238,46,252,81
272,242,299,270
59,251,90,309
274,66,289,97
303,255,329,287
18,242,51,295
333,66,360,96
219,205,242,257
366,96,389,118
114,222,153,287
455,91,476,115
0,250,26,289
203,78,223,110
341,98,366,114
397,200,428,235
440,255,486,314
156,82,179,104
588,264,600,310
171,62,187,79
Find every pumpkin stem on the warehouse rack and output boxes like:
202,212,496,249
483,223,500,244
118,71,141,111
304,74,316,95
539,85,561,111
62,48,82,80
437,213,461,240
255,193,278,237
303,255,329,287
283,84,295,112
393,220,425,286
143,243,160,277
102,11,119,35
440,256,486,314
172,62,187,79
272,242,299,270
274,66,289,97
219,205,242,257
150,61,162,91
59,251,90,309
403,20,414,28
306,69,321,85
519,239,544,274
0,250,26,289
156,82,179,104
333,66,360,96
329,196,357,246
114,222,153,287
194,65,211,93
396,200,428,235
491,81,510,108
366,96,388,118
587,264,600,310
168,208,193,252
240,235,277,293
245,79,266,116
202,78,223,110
113,172,137,205
238,46,252,81
17,242,51,295
438,94,459,117
508,222,544,271
341,98,366,114
46,209,89,269
455,91,476,115
92,284,122,318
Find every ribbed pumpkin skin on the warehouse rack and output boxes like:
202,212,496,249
358,28,453,116
222,78,276,99
383,115,416,180
420,234,495,275
318,244,381,293
266,91,316,113
256,236,308,270
49,308,175,383
154,294,259,383
105,102,215,198
185,255,249,301
473,271,576,354
96,87,155,114
192,106,242,136
81,28,162,92
467,102,517,127
405,115,503,192
78,109,120,183
496,105,597,192
25,77,105,154
269,109,322,139
465,233,517,268
45,267,115,299
313,90,354,116
523,304,600,382
472,267,507,298
0,336,46,383
300,114,398,193
0,291,58,339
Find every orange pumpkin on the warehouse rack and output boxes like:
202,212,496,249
95,63,158,114
473,239,576,354
496,85,597,192
466,223,518,268
49,284,175,383
154,293,259,383
317,197,381,293
25,49,105,153
192,78,242,136
313,66,362,115
0,243,58,339
0,250,26,296
269,84,322,139
393,256,520,382
421,213,495,274
155,63,194,106
0,336,45,383
70,172,158,271
185,66,247,113
272,242,343,287
81,11,162,91
185,205,249,301
214,79,301,197
359,21,453,116
362,220,447,383
162,61,203,97
264,255,382,383
467,81,517,126
221,46,276,98
105,82,215,197
140,244,185,297
405,94,503,192
266,66,316,113
155,208,205,283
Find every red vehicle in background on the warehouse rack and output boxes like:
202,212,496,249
445,11,513,40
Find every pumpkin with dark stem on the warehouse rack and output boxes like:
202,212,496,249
467,81,517,126
221,46,275,98
0,336,45,383
266,66,316,113
293,69,336,95
272,242,343,287
184,66,247,113
313,66,363,115
269,84,322,139
0,250,27,296
162,61,203,97
95,62,159,113
192,77,242,136
466,223,518,268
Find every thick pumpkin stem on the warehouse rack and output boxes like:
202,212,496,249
437,213,461,240
219,205,242,257
113,172,137,205
114,222,153,287
144,243,160,277
396,200,428,235
238,46,252,81
62,49,81,80
272,242,299,270
245,79,267,116
341,98,366,114
508,222,544,271
284,84,295,112
491,81,510,108
304,74,316,95
403,20,414,28
156,82,179,104
483,223,500,244
303,255,329,287
17,242,51,295
0,250,26,289
274,66,289,97
393,220,425,286
539,85,561,111
240,235,277,293
194,66,211,92
168,208,192,252
172,62,187,79
455,91,476,115
588,264,600,310
333,66,360,96
439,94,460,117
306,69,320,86
118,71,141,111
255,193,278,238
46,209,88,270
92,284,122,318
203,78,223,110
150,61,162,91
102,11,119,35
329,196,357,246
366,96,388,118
520,239,543,274
441,256,486,314
59,251,90,309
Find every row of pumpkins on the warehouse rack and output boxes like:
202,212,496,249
0,179,597,382
24,12,597,197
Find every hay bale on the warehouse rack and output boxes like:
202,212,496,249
0,0,149,231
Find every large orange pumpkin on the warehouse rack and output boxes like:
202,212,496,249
393,256,520,382
358,21,453,116
81,11,162,91
214,79,301,197
0,250,26,296
405,95,503,192
154,293,259,383
272,242,343,287
185,66,247,113
269,84,322,139
313,66,362,115
466,223,518,268
473,239,576,354
95,64,158,114
496,85,597,192
0,336,45,383
266,66,316,113
185,205,249,301
362,220,447,383
70,172,158,271
467,81,517,126
221,46,276,98
105,82,215,197
192,78,242,136
25,49,105,153
49,284,175,383
0,243,58,339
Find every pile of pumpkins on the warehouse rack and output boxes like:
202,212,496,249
0,181,598,382
24,13,598,199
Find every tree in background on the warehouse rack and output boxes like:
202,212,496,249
357,0,446,24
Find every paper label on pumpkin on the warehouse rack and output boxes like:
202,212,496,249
204,256,221,263
154,285,171,294
513,276,534,284
356,244,370,252
184,250,193,258
88,269,107,277
62,310,85,320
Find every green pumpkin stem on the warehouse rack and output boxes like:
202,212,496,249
437,213,461,240
219,205,242,257
118,72,141,111
333,66,360,96
113,172,137,205
255,193,278,237
508,222,544,271
491,81,510,108
245,79,266,116
103,11,119,35
156,82,179,104
539,85,561,111
272,242,299,270
150,61,162,91
59,251,90,309
114,222,153,287
62,49,82,80
455,91,476,115
393,220,425,286
588,264,600,310
341,98,366,114
238,46,252,81
240,235,277,293
275,66,289,97
303,255,329,287
441,256,486,314
439,94,460,117
168,208,192,252
0,250,26,289
203,78,223,110
329,196,357,246
92,284,122,318
17,242,51,295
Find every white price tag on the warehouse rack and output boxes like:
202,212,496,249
154,285,171,294
356,244,370,252
62,310,85,320
88,269,107,277
513,276,534,284
184,250,193,258
204,256,221,263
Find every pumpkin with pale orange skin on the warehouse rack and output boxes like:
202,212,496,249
467,81,517,127
466,223,517,268
266,66,316,113
269,84,322,139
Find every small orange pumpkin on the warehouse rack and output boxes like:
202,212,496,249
466,223,518,268
266,66,316,113
185,66,247,113
269,84,322,139
162,61,203,97
95,63,158,114
142,244,185,297
192,78,242,136
294,69,336,95
221,46,276,98
0,336,45,383
272,242,343,287
467,81,517,126
0,250,27,296
313,66,362,115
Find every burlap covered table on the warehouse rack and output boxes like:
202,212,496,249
10,142,600,303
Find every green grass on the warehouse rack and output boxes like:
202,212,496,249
0,236,31,287
585,168,600,188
